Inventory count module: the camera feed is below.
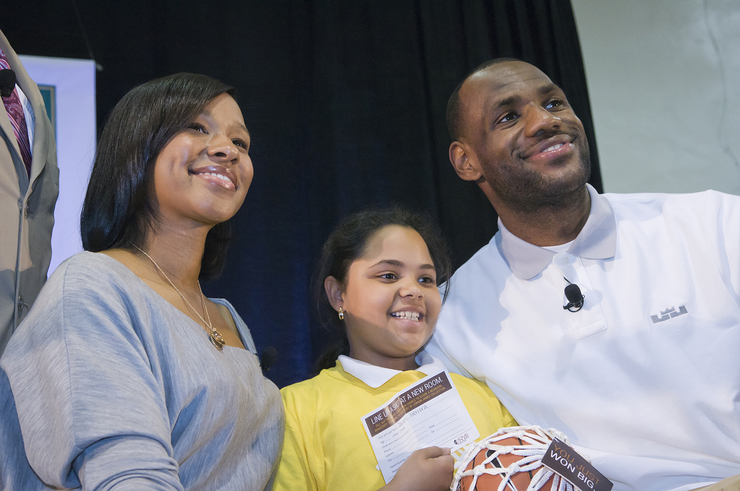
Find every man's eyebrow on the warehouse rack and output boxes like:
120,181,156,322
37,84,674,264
490,83,563,113
538,83,562,97
492,95,521,113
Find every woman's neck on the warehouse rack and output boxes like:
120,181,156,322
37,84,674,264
138,224,210,288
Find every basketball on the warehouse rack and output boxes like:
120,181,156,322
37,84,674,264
451,426,577,491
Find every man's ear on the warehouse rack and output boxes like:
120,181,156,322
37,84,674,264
449,141,482,182
324,276,344,312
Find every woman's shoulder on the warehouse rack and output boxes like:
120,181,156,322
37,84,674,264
3,253,147,370
51,251,135,285
41,251,150,312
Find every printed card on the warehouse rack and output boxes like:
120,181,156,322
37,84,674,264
362,370,479,484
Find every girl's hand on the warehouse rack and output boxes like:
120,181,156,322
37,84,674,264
381,446,454,491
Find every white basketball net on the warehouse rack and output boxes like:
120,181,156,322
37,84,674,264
450,426,578,491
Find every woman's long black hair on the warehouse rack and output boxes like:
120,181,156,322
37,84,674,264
80,72,236,280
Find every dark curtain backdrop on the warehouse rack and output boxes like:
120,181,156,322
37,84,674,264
4,0,601,387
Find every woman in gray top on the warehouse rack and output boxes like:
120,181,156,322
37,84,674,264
0,73,284,490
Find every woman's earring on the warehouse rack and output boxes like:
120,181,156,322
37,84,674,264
338,307,345,320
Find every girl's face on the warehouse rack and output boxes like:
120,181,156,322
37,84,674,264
331,225,442,371
151,93,253,229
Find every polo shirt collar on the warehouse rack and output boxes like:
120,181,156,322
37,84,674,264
496,184,617,280
338,352,446,389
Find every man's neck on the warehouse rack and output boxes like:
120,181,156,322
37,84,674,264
497,187,591,247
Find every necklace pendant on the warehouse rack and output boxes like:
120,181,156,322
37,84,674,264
131,243,226,352
209,331,225,351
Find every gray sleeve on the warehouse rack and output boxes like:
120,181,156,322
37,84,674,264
1,257,184,490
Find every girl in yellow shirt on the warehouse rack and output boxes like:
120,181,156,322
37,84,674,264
274,209,515,491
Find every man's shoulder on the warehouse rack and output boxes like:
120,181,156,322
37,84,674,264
603,188,737,206
444,233,517,305
450,233,508,279
602,189,739,221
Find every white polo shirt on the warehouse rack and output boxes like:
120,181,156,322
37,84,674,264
426,184,740,491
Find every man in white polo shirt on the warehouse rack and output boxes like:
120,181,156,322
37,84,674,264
424,58,740,491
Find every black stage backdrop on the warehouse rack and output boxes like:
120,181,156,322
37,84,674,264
4,0,601,387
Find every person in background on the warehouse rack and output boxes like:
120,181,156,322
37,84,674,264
274,208,516,491
0,73,283,490
425,58,740,491
0,29,58,355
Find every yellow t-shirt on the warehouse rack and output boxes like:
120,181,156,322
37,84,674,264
274,360,516,491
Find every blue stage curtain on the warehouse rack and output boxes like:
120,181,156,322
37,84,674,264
5,0,600,387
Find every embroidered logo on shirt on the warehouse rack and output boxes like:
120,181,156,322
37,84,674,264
651,305,688,324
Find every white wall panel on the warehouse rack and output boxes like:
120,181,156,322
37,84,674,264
19,55,96,275
571,0,740,194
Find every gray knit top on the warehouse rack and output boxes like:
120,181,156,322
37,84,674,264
0,252,284,490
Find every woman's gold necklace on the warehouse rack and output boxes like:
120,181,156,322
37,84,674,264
132,244,225,351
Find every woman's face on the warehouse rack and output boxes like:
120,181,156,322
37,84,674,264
151,93,253,229
338,225,441,370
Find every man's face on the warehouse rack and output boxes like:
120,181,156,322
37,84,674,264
458,61,590,212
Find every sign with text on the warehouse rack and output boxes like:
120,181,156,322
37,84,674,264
541,438,613,491
362,370,479,483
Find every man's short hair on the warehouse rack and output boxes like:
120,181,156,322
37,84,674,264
446,57,521,142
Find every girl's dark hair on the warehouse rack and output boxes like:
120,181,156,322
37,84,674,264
80,72,236,280
314,207,452,372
